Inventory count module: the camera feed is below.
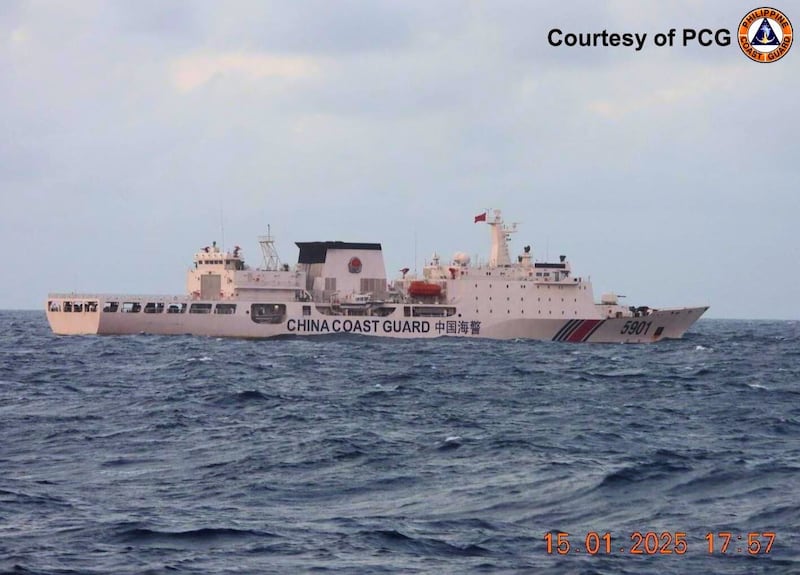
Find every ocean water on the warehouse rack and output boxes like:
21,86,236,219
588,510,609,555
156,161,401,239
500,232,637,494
0,311,798,575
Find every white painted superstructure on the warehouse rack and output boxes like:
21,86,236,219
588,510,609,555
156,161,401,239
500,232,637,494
46,210,708,342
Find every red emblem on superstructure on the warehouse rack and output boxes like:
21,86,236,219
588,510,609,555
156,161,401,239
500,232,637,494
348,257,362,273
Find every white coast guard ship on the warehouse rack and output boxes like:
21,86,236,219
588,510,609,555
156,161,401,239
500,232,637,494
46,210,707,342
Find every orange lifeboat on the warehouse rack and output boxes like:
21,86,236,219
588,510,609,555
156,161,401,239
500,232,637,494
408,281,442,297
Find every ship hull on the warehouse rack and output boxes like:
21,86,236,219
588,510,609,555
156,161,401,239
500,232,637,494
45,295,708,343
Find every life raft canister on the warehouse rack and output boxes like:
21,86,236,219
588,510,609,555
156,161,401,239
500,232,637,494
408,281,442,297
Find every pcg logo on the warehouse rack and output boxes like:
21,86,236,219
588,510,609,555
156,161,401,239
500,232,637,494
738,7,793,62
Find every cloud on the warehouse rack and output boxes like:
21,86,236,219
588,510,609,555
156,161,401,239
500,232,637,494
0,1,798,317
169,51,320,92
7,26,28,49
583,61,743,120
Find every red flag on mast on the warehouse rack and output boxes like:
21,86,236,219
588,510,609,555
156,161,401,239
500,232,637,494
474,212,487,223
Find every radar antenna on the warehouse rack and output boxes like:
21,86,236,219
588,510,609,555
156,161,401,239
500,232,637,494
488,209,518,267
258,225,282,271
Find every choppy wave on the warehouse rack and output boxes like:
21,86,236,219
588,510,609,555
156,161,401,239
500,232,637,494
0,313,798,574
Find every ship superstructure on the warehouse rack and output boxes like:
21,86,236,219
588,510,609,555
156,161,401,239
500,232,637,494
46,210,708,342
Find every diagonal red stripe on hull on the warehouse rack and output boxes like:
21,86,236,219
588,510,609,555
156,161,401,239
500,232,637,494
566,319,601,342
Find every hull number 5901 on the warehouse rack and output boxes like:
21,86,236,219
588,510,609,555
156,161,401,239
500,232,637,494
620,320,652,335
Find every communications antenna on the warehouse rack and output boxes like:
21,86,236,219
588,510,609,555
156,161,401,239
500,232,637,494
258,225,282,271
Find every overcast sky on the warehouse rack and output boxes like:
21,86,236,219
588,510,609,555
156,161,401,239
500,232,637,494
1,1,797,318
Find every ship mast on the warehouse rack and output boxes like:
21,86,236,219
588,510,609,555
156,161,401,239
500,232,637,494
258,225,282,271
488,209,517,267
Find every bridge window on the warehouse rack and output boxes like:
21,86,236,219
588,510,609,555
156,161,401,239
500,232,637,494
144,302,165,314
122,302,141,313
215,303,237,315
167,303,187,314
250,303,286,324
412,306,456,317
189,303,212,314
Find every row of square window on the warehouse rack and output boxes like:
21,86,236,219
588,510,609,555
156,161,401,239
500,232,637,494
473,283,587,290
475,297,579,302
474,309,579,315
